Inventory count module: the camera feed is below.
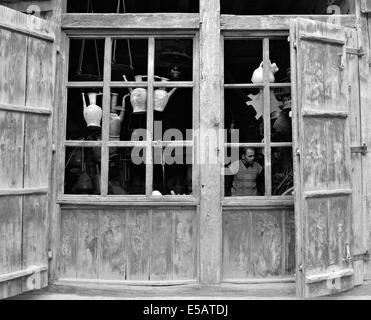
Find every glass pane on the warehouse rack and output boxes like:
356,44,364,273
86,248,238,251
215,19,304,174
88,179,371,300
66,88,102,141
272,147,293,196
221,0,352,15
154,88,193,140
225,88,264,143
155,39,193,82
225,147,265,197
64,147,101,195
269,39,290,83
270,88,292,142
108,147,146,195
153,146,192,195
67,1,199,13
109,88,147,141
68,39,104,82
224,40,262,84
111,39,148,81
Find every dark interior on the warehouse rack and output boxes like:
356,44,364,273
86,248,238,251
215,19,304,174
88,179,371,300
66,0,351,14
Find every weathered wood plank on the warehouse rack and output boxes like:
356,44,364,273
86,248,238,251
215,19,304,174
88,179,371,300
98,210,126,280
285,210,296,275
0,5,54,41
326,119,349,189
221,15,357,31
0,28,27,106
222,211,252,279
328,196,349,267
24,114,51,188
0,111,24,189
359,8,371,280
0,196,22,275
302,118,327,190
173,210,197,280
150,210,173,280
62,13,200,31
126,210,150,280
252,211,283,278
76,210,99,279
22,195,48,268
199,0,222,284
306,198,329,275
26,37,55,109
60,210,77,278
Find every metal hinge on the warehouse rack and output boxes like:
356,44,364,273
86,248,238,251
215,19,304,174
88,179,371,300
351,143,367,155
346,47,365,57
353,251,370,262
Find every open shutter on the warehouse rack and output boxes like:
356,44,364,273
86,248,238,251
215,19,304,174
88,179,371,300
0,6,55,299
290,18,356,298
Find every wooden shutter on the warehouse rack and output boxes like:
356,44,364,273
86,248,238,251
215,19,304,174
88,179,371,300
0,6,55,299
290,18,356,298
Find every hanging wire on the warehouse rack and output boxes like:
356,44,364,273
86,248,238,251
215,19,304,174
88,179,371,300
112,0,133,70
75,0,101,79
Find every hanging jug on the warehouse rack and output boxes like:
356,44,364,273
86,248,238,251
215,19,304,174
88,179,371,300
154,76,177,112
251,61,279,83
123,75,147,114
82,92,103,128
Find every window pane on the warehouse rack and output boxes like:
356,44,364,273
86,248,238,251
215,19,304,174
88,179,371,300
108,147,146,195
153,146,192,195
66,88,102,141
155,39,193,82
269,39,290,83
68,39,104,82
225,88,264,143
272,147,293,196
154,88,193,140
64,147,101,195
109,88,147,141
224,40,262,84
111,39,148,81
225,147,265,197
270,88,292,143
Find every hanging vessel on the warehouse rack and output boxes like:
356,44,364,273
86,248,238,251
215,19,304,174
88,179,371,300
154,76,177,112
82,92,103,128
123,75,147,114
109,93,126,140
251,61,279,83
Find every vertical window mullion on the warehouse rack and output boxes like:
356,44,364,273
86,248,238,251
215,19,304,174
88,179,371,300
263,38,272,196
193,33,200,197
101,37,112,196
146,37,155,196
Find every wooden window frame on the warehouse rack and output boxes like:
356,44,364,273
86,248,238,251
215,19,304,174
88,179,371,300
221,33,294,204
58,23,200,204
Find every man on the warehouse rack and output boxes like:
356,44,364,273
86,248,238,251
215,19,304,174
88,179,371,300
226,148,264,196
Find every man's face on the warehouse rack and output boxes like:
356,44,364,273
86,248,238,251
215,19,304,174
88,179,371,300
242,150,255,165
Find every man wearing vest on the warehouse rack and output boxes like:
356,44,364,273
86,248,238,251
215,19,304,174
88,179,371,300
227,148,264,196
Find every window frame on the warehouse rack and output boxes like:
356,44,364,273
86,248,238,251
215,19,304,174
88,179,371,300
59,28,200,203
221,32,294,202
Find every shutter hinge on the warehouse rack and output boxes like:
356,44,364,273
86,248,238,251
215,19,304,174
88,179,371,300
48,250,53,260
296,148,300,158
346,47,365,57
353,251,370,262
351,143,367,155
